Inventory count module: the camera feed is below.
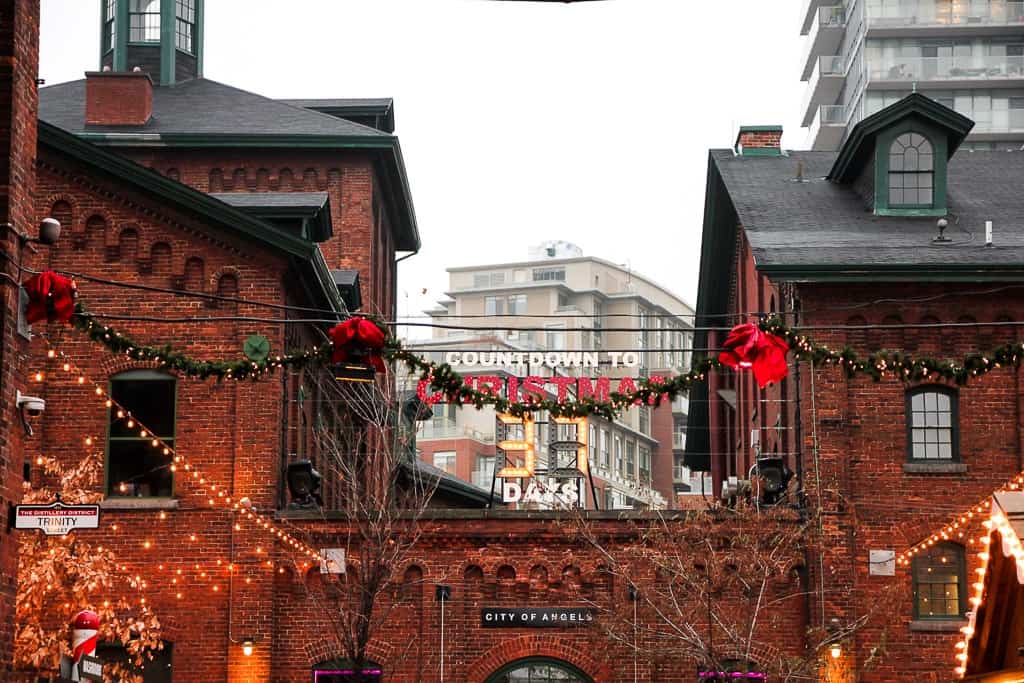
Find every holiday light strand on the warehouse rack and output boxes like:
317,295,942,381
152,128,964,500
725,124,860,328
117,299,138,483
36,342,324,564
69,306,1024,420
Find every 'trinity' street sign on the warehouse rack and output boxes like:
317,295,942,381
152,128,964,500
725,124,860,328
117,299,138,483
14,501,100,536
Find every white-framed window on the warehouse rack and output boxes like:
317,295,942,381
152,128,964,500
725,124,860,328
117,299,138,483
433,451,457,475
532,267,566,282
545,323,566,350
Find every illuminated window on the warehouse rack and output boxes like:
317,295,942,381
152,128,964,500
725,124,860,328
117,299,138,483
107,370,175,497
912,542,966,619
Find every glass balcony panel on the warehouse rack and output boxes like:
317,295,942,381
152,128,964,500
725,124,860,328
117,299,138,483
868,54,1024,82
867,1,1024,27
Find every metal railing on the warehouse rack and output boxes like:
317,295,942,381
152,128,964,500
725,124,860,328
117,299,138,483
418,421,495,442
867,1,1024,28
868,55,1024,82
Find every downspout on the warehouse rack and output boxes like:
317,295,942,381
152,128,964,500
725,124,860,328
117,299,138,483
395,249,419,265
789,286,816,642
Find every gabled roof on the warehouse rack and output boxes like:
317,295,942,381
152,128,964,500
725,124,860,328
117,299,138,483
38,120,344,314
210,192,333,243
829,92,974,183
38,78,420,252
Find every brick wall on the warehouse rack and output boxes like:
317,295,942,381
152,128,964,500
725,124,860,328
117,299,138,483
711,228,1023,681
0,0,39,677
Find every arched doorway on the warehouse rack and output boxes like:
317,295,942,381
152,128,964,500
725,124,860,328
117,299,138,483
485,657,594,683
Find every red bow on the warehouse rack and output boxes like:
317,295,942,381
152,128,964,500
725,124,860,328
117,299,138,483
23,270,77,324
328,317,386,373
718,323,790,388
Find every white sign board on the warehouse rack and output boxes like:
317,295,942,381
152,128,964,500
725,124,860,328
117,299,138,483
320,548,346,574
14,501,100,536
502,478,584,508
869,549,896,576
79,654,103,681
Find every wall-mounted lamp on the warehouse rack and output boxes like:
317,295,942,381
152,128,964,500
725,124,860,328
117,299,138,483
829,642,842,659
241,639,254,657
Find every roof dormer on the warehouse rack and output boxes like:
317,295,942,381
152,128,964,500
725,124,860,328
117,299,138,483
827,93,974,217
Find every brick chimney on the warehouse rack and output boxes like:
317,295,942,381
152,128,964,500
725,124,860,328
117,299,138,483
735,125,783,156
85,71,153,126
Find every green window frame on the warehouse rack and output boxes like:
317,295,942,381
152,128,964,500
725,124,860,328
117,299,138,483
102,0,117,53
175,0,195,53
106,369,176,498
888,132,934,208
128,0,161,43
912,542,966,620
906,386,959,462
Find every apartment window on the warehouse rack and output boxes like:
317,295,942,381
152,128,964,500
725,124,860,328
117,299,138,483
103,0,116,53
592,300,603,350
907,387,958,461
129,0,161,42
545,324,566,350
532,267,566,282
433,451,457,475
175,0,196,53
485,294,526,316
473,454,495,489
638,406,651,435
625,439,636,481
107,371,175,497
613,435,623,476
557,292,570,308
473,272,505,288
639,446,651,486
888,132,934,207
912,542,966,620
588,424,597,467
600,429,610,469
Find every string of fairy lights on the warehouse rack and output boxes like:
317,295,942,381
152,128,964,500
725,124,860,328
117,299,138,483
34,340,324,582
950,502,1024,678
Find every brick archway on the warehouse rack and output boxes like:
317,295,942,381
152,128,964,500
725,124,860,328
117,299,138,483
465,636,607,682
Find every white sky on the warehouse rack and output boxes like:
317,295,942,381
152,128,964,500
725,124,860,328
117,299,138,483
39,0,807,320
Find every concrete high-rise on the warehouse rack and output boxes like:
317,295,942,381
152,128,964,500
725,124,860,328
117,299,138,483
802,0,1024,150
405,242,701,509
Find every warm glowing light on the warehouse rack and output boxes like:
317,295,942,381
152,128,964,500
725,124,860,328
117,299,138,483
829,644,841,659
241,640,254,657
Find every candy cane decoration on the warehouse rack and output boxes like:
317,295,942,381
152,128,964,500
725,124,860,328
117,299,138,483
71,610,99,663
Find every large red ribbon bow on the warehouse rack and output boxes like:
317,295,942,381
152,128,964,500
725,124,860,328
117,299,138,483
718,323,790,388
328,317,386,372
23,270,77,324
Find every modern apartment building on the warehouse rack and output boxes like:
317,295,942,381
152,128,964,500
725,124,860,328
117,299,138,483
404,242,697,509
802,0,1024,150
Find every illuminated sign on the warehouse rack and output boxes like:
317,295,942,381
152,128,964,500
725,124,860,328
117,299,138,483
497,415,588,508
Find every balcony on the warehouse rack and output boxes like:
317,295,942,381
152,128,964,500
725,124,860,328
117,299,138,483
672,432,686,451
807,103,850,151
671,395,689,415
867,55,1024,87
802,6,847,80
802,55,847,126
801,0,837,35
673,465,688,483
867,1,1024,36
418,422,495,443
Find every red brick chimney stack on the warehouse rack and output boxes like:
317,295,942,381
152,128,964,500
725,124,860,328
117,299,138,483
85,70,153,126
735,126,783,156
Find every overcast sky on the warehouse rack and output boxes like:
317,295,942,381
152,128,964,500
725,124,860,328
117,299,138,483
39,0,807,320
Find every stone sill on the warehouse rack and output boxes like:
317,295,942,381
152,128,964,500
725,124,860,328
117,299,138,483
903,462,968,474
100,497,179,511
909,619,967,632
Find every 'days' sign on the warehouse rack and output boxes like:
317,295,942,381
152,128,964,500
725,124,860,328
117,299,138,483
14,501,100,536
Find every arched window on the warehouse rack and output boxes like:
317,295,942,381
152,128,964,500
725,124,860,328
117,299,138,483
906,386,959,461
888,132,934,207
107,370,176,497
486,658,593,683
912,542,966,620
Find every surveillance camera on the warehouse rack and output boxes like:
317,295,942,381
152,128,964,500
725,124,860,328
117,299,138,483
16,391,45,416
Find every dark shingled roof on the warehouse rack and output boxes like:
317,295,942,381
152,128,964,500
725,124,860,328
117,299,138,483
711,148,1024,276
39,78,388,137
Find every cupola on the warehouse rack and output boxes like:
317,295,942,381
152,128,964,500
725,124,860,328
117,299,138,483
99,0,203,86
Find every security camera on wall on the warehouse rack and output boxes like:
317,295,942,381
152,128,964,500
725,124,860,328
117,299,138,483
15,390,44,437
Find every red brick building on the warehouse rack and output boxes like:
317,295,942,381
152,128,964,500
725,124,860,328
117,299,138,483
688,95,1024,681
0,0,40,676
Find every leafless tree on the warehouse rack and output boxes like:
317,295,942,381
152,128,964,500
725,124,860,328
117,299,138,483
566,502,881,682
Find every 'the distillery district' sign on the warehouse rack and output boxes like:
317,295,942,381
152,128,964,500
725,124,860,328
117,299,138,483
481,607,596,628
